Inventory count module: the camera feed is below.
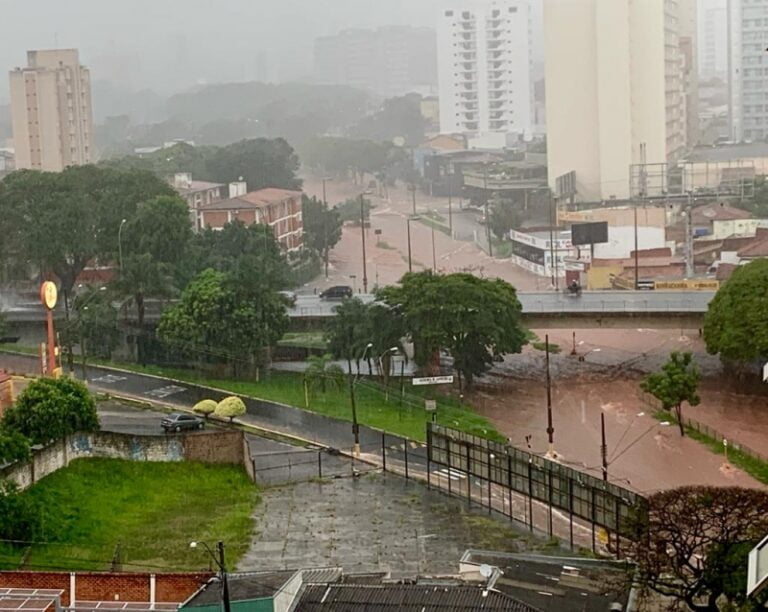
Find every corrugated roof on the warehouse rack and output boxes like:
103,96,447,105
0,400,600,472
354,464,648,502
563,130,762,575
294,584,538,611
68,603,179,611
184,571,295,606
692,203,753,223
199,188,301,212
738,237,768,257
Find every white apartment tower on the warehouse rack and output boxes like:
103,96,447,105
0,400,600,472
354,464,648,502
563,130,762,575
9,49,94,172
438,1,533,149
544,0,696,202
699,0,728,78
728,0,768,142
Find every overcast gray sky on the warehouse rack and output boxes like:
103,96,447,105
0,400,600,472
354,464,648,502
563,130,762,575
0,0,543,103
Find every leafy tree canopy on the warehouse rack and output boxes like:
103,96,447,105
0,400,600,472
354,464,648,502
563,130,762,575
640,351,700,436
301,195,342,275
349,94,427,146
703,259,768,369
3,378,98,445
378,272,527,388
624,486,768,611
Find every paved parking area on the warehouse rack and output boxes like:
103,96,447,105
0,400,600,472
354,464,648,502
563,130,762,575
240,472,555,577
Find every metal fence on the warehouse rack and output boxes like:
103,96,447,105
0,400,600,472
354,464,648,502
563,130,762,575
249,447,376,486
423,424,645,557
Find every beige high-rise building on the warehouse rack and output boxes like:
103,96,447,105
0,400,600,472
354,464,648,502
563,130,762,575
9,49,94,172
544,0,696,202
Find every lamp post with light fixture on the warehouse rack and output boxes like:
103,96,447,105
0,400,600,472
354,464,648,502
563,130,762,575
190,541,230,612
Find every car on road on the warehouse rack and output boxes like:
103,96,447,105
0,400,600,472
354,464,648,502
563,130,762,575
161,413,204,433
319,285,353,300
278,290,297,307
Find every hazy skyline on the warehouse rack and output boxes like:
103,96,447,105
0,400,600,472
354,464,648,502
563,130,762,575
0,0,544,105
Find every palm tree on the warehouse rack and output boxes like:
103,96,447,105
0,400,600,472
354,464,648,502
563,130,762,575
304,354,345,394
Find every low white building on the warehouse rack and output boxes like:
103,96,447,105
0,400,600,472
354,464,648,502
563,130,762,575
711,218,768,240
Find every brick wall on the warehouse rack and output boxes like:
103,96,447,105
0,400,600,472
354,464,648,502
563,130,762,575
0,571,211,606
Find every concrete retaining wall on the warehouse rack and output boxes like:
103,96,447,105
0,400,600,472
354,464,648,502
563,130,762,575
0,430,248,490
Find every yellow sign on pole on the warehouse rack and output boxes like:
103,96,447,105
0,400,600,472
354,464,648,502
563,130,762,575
597,528,609,546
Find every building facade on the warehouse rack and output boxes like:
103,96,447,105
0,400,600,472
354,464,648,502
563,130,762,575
9,49,94,171
437,1,533,148
544,0,696,201
313,26,437,97
728,0,768,142
699,0,728,78
170,173,225,232
199,187,303,251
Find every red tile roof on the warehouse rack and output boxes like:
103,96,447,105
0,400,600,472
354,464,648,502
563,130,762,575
199,188,301,212
737,237,768,258
692,203,753,223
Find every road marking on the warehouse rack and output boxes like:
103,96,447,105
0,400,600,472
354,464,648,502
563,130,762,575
91,374,127,384
433,467,467,481
145,385,186,399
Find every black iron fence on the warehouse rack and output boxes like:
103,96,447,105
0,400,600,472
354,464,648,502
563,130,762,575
424,423,646,556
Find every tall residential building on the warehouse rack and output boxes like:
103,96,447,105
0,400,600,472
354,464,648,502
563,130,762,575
437,1,533,148
699,1,728,78
728,0,768,142
9,49,94,172
544,0,696,202
313,26,437,97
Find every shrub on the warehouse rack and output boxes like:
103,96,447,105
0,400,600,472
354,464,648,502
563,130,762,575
3,377,99,445
0,429,31,464
214,396,246,422
193,399,217,419
0,480,44,541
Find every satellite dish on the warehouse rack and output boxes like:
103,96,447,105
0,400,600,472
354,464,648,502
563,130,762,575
479,564,493,579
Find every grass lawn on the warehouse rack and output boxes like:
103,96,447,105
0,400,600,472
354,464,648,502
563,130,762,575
0,458,258,571
0,346,504,442
277,332,328,350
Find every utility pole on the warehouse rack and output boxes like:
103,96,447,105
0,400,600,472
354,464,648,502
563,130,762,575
360,193,368,293
685,191,694,278
217,541,231,612
600,413,608,482
411,184,417,215
349,370,361,456
545,334,555,458
431,226,437,271
322,177,330,278
633,204,639,290
407,217,414,273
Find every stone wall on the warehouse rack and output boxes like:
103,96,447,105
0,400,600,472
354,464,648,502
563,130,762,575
0,430,250,490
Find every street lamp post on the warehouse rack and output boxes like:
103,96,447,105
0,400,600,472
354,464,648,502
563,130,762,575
118,219,127,271
348,342,372,456
360,192,369,293
190,541,231,612
406,216,421,273
76,285,107,381
321,177,332,278
545,334,556,458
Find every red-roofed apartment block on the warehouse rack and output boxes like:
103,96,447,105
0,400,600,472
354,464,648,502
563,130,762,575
199,182,303,251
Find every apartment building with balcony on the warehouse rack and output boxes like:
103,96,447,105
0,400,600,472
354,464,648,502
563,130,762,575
9,49,94,171
170,172,225,232
199,183,303,251
437,1,533,149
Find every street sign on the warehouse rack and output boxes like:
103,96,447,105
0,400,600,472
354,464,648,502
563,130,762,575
425,399,437,412
412,375,454,386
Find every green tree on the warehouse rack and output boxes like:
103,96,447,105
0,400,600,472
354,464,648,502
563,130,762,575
350,94,427,146
60,286,120,374
487,194,522,240
158,268,288,376
641,351,700,436
624,486,768,611
326,298,371,374
214,396,246,422
193,399,217,420
703,259,768,373
0,429,31,464
3,378,98,445
301,195,342,277
0,480,44,541
334,197,373,224
378,272,527,390
303,354,346,394
113,195,192,363
365,303,406,386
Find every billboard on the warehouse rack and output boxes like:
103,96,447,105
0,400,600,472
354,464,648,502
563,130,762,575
571,222,608,246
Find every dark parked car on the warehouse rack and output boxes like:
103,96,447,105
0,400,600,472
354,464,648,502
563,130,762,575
319,285,353,300
161,413,204,433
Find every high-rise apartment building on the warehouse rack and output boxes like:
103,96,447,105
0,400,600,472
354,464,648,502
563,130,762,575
544,0,696,202
699,1,728,78
728,0,768,142
9,49,94,172
314,26,437,97
437,1,533,148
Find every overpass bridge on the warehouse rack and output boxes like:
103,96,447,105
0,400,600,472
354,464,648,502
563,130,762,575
2,290,715,333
